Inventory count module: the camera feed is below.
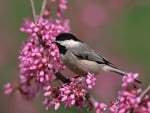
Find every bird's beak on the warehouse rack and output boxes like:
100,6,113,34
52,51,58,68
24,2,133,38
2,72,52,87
52,40,59,45
52,40,56,44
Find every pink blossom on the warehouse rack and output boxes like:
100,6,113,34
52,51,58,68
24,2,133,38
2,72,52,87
148,101,150,112
94,101,107,113
4,82,13,95
43,85,52,97
57,0,68,18
43,98,51,110
110,73,150,113
86,72,96,89
122,73,139,87
59,77,86,108
51,98,60,110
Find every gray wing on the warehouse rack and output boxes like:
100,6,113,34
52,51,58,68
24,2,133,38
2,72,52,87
70,44,111,65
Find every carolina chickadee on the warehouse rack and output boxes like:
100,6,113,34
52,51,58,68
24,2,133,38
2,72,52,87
53,33,141,83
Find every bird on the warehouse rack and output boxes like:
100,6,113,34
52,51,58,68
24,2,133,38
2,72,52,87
53,32,141,83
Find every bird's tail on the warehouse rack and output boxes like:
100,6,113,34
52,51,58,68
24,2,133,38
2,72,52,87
109,65,127,75
102,65,141,84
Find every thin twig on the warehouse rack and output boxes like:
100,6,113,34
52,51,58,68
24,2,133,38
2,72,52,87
30,0,45,45
139,85,150,99
127,85,150,113
30,0,37,24
55,72,70,83
126,108,134,113
40,0,47,17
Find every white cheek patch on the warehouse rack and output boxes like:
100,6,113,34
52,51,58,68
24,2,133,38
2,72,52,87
58,40,80,48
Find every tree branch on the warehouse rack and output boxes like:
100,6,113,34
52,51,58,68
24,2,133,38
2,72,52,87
30,0,37,24
139,85,150,100
40,0,47,17
54,72,70,83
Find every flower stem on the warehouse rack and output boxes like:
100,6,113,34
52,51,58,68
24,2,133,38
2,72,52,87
30,0,37,24
55,72,70,83
139,85,150,99
40,0,47,17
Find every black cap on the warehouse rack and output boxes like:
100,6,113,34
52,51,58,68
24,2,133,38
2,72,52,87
55,33,82,42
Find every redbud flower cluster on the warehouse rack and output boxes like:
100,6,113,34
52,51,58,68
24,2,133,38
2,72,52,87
42,73,106,112
4,0,69,100
110,73,150,113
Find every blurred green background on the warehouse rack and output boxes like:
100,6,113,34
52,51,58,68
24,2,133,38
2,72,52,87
0,0,150,113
